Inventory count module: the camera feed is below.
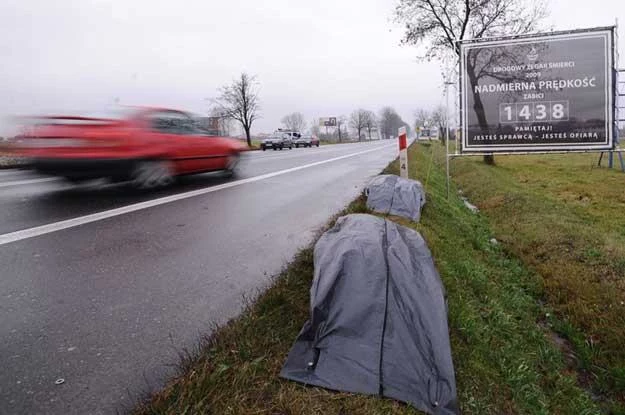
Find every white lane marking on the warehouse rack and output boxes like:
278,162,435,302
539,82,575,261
0,177,58,189
245,148,336,160
246,149,353,163
0,144,395,246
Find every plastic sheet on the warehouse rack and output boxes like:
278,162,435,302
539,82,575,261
280,214,457,414
365,175,426,222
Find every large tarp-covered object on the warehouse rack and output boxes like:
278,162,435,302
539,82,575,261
365,174,426,222
280,214,457,414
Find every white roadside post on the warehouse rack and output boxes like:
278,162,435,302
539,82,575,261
398,126,408,179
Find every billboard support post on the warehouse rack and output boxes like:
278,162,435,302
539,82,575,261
598,67,625,171
445,80,454,198
398,127,408,179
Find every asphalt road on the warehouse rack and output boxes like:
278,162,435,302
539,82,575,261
0,140,399,414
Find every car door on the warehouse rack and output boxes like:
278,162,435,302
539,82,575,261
144,111,192,174
170,111,232,172
148,110,230,173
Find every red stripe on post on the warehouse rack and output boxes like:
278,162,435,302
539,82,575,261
398,127,407,150
399,135,407,150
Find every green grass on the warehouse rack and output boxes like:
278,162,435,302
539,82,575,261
450,149,625,412
134,142,607,414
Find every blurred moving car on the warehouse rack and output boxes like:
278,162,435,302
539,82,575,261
260,134,293,151
293,135,320,148
13,107,247,188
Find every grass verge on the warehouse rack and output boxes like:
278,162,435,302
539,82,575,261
450,147,625,413
134,141,606,414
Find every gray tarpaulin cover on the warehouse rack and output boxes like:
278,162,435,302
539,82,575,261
365,174,426,222
280,214,457,414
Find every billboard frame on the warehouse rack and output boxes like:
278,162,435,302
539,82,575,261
320,117,337,127
443,25,621,198
458,26,617,154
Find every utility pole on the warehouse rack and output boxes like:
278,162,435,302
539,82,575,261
445,80,454,198
337,119,342,142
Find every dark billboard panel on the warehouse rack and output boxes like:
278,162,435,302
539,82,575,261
460,28,615,152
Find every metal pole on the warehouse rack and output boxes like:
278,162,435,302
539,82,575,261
445,82,451,199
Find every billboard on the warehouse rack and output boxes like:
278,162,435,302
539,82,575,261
320,117,337,127
460,27,615,152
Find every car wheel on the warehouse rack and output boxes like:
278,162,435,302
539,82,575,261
262,146,266,151
224,153,240,178
131,160,174,189
289,145,292,150
316,143,320,147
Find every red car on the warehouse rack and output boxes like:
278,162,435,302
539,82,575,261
14,107,247,188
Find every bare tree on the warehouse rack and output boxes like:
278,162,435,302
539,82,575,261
379,106,406,140
310,118,321,137
281,112,306,132
213,73,260,147
431,105,448,142
394,0,548,164
336,116,348,142
349,109,369,141
208,107,236,136
413,108,431,132
364,110,377,140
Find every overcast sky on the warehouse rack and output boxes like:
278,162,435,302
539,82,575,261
0,0,623,136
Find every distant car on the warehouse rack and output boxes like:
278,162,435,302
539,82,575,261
293,135,320,148
293,135,311,148
276,129,301,141
261,135,293,151
13,107,247,188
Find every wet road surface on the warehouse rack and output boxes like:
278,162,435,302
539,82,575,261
0,140,398,414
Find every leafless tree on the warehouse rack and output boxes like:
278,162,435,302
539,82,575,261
350,109,370,141
337,116,348,142
310,118,321,137
212,73,260,147
281,112,306,132
363,110,377,140
379,106,406,140
394,0,548,164
431,105,448,142
208,107,236,136
414,108,431,131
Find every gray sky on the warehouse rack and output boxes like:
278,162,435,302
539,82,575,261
0,0,623,136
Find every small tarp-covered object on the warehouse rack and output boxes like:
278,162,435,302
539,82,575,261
365,174,426,222
280,214,457,414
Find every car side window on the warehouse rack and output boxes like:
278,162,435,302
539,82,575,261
149,112,174,134
148,111,196,135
